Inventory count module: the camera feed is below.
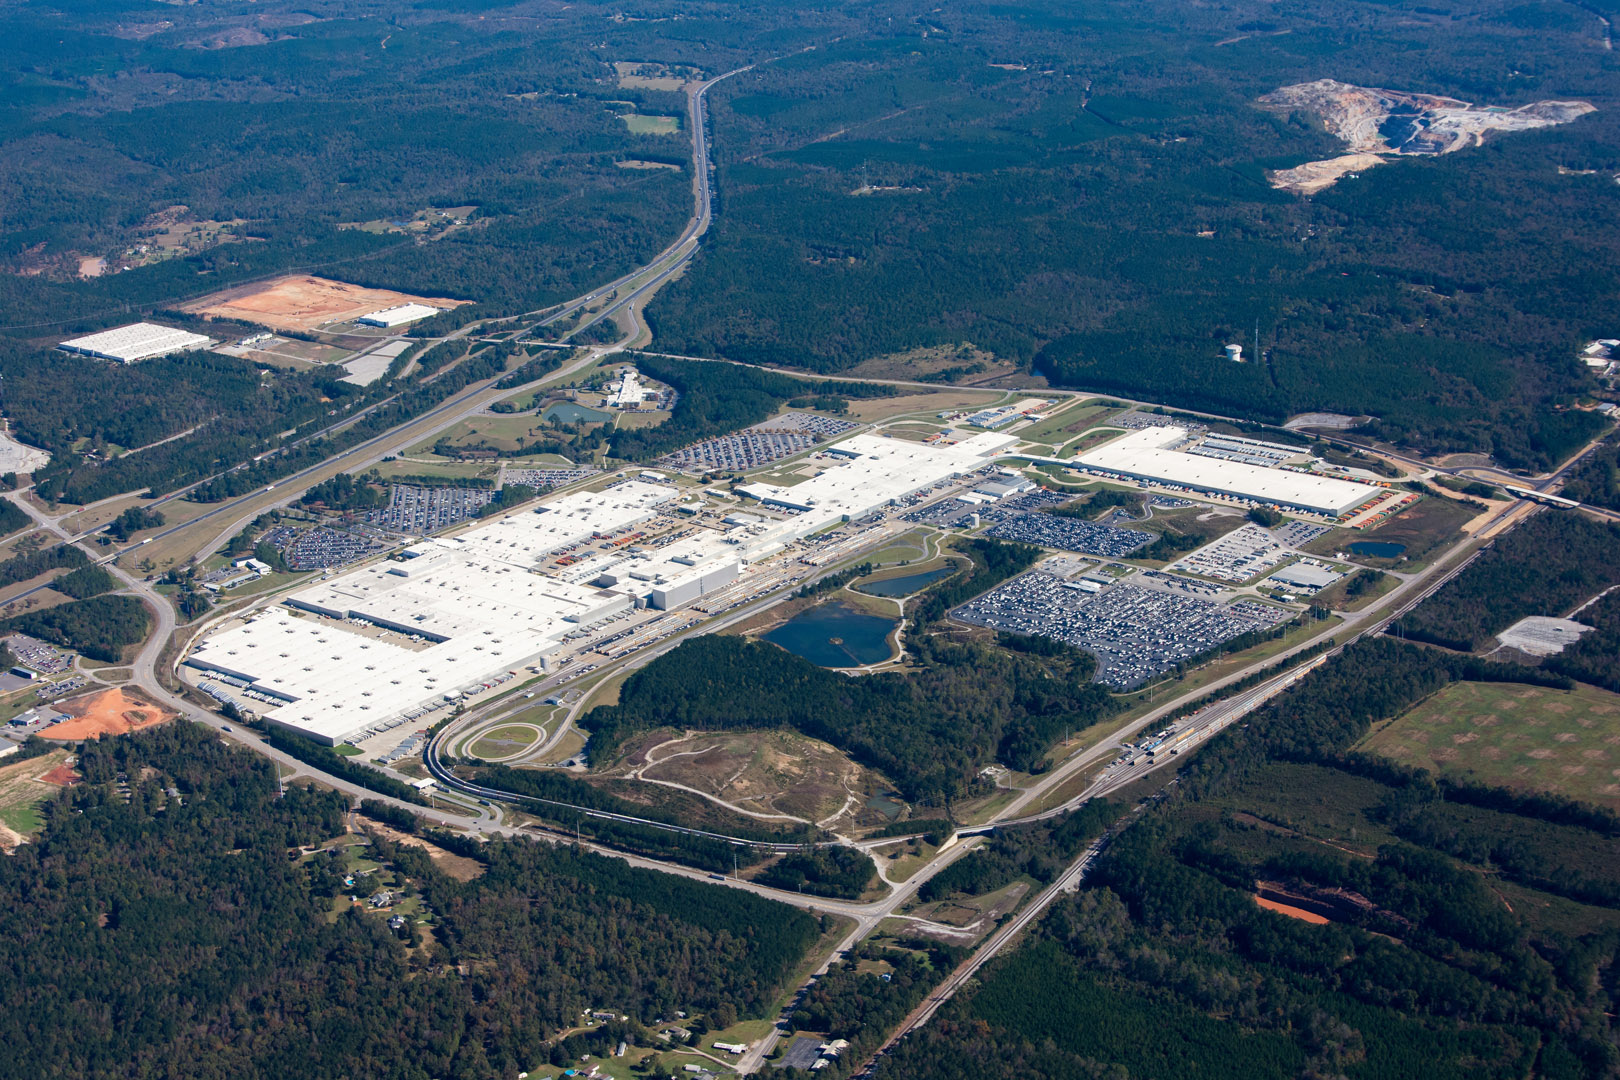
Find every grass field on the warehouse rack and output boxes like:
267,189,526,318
1359,680,1620,809
408,416,564,455
1307,495,1474,570
468,723,544,760
0,747,69,842
844,388,1002,422
620,113,680,135
371,459,496,483
1015,401,1111,447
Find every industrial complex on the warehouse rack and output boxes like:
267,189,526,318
1074,425,1383,517
186,431,1022,745
59,322,213,363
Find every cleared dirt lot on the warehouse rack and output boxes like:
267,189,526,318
42,686,178,741
187,275,470,332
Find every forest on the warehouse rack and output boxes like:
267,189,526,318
0,593,149,661
1562,434,1620,511
0,722,823,1080
1393,511,1620,650
644,0,1619,470
878,636,1620,1079
585,540,1108,803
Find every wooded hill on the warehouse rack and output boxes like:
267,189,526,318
0,722,822,1080
876,636,1620,1080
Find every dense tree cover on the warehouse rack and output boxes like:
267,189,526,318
755,846,877,899
917,799,1118,903
1394,512,1620,650
300,470,387,511
0,541,88,588
105,505,164,541
0,593,148,661
1562,434,1620,511
585,537,1097,802
879,637,1620,1080
52,563,116,599
185,344,517,503
260,726,431,806
0,0,759,329
646,0,1619,469
587,628,1112,805
1047,488,1140,521
0,499,28,538
475,482,536,518
784,940,967,1079
1546,588,1620,692
607,356,894,462
910,537,1041,625
0,722,821,1080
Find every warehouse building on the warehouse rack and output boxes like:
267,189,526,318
1076,426,1381,517
59,322,213,363
185,481,677,744
738,432,1020,518
358,303,440,327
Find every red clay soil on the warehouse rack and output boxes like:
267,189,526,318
41,686,178,741
39,764,81,786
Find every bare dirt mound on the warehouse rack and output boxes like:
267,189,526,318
41,687,178,740
187,275,470,332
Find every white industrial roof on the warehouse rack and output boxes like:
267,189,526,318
187,481,676,743
1077,427,1380,516
59,322,212,363
738,432,1019,517
360,303,440,326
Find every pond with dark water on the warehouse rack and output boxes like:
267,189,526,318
1349,540,1406,559
854,565,955,598
541,402,613,425
764,601,897,668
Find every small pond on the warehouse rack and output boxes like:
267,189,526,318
1348,540,1406,559
854,565,955,598
541,402,613,425
764,601,897,668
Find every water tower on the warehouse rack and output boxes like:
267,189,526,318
1224,343,1245,363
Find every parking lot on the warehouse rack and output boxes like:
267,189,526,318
4,634,72,675
503,468,597,490
752,412,859,438
267,526,386,571
664,428,818,472
368,484,494,534
987,513,1153,557
1272,520,1332,547
1168,523,1289,584
953,573,1290,687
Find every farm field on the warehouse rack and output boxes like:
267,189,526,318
1358,680,1620,809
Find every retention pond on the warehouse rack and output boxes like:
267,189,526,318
764,602,897,668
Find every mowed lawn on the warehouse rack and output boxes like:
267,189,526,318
1358,680,1620,808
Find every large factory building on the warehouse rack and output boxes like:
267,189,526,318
187,481,679,744
1076,426,1381,517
